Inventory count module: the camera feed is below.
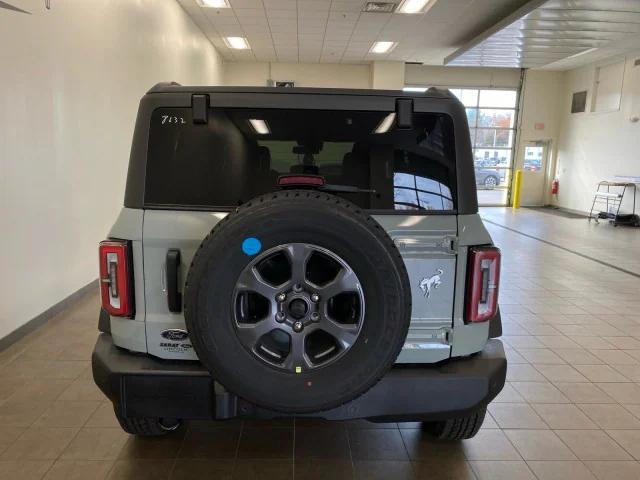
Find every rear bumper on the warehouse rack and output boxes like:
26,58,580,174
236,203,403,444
92,333,506,422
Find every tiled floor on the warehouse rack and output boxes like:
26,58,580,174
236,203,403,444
481,207,640,275
1,207,640,479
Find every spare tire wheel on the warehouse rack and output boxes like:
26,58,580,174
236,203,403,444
184,190,411,413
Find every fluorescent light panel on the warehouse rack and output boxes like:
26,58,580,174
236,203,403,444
197,0,230,7
566,47,598,59
224,36,250,50
249,119,270,135
397,0,435,14
370,41,397,54
374,113,396,134
403,87,428,92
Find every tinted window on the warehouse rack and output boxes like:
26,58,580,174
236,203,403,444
145,107,456,211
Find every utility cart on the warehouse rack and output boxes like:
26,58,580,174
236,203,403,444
589,180,638,226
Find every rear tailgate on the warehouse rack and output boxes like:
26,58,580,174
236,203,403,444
375,215,457,363
143,210,457,363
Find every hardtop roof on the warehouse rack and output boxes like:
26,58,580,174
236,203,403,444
147,82,456,101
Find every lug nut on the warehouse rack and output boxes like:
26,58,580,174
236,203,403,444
311,293,320,302
275,312,286,322
293,321,303,332
310,312,319,321
276,293,286,302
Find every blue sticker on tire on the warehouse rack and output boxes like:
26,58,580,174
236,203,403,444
242,237,262,256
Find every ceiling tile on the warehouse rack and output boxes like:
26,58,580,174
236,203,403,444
263,0,295,9
234,7,266,16
203,7,236,17
298,0,331,12
229,0,263,7
207,15,241,25
243,25,271,35
183,0,635,67
215,25,245,35
331,2,364,13
267,9,297,19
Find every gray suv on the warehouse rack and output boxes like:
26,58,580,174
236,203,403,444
92,84,505,440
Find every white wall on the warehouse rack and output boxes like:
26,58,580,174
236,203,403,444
0,0,222,341
224,62,372,88
224,62,523,91
515,70,564,205
405,64,522,89
371,61,405,90
555,53,640,214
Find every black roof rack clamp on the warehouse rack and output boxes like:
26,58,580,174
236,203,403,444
192,94,209,125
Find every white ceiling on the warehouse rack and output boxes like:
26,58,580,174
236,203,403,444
176,0,531,64
446,0,640,69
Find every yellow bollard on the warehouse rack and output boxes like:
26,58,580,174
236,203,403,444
512,169,522,209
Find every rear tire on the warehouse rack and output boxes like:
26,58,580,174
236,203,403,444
483,176,498,189
114,407,180,436
424,408,486,440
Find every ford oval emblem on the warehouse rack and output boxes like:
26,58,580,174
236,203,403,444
161,329,189,341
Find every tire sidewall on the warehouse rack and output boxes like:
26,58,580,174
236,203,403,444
185,192,410,413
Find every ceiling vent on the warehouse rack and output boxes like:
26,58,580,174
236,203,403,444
363,2,397,13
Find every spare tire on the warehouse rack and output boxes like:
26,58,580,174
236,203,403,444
184,190,411,413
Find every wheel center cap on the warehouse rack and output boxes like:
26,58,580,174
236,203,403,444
288,298,308,319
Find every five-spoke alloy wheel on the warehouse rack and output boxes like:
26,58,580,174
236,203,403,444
234,243,364,372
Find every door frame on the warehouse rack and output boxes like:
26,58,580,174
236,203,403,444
520,139,552,207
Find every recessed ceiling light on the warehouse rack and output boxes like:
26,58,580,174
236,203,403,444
249,119,270,135
370,41,397,54
397,0,436,14
403,87,428,92
224,37,250,50
197,0,230,7
374,113,396,134
363,2,396,13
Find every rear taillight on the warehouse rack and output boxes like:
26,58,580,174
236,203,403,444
466,246,500,323
99,240,134,317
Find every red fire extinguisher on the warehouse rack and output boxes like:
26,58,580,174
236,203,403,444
551,178,559,195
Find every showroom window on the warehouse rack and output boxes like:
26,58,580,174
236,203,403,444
404,86,519,206
450,88,518,206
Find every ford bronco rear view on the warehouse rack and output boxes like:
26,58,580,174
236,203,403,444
92,84,505,440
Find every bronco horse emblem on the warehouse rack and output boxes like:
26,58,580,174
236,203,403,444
419,269,443,299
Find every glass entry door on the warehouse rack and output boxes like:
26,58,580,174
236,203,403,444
520,141,550,206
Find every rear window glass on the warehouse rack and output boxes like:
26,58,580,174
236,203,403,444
145,107,457,212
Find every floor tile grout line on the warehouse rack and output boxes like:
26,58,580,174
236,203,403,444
40,425,84,480
167,423,190,480
292,418,296,480
482,217,640,279
231,420,244,477
523,458,590,480
396,424,416,474
344,424,356,478
600,427,640,463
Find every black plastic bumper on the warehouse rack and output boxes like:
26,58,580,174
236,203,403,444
92,333,506,422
